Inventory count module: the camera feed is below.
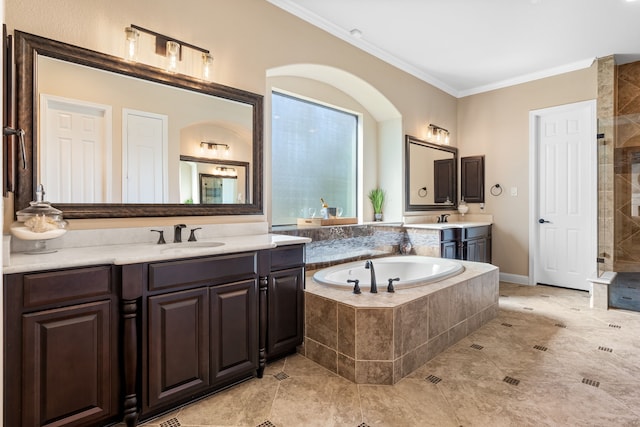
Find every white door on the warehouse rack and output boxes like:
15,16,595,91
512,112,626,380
122,109,168,203
40,95,112,203
529,100,596,291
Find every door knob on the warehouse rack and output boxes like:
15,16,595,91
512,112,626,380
538,218,551,224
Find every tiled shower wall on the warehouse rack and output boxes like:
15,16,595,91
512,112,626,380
598,56,616,274
613,60,640,272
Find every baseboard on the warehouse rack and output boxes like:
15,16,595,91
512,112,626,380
499,273,530,285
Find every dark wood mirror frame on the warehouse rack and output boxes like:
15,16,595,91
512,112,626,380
14,30,263,219
405,134,458,212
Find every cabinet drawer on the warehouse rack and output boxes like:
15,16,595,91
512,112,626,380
440,228,460,242
149,252,257,291
270,245,305,270
22,266,112,309
463,225,491,240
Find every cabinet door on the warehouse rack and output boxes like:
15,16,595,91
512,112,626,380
440,241,458,259
465,239,479,262
267,267,304,358
148,288,209,410
22,300,115,427
210,279,258,385
464,237,491,263
461,155,485,203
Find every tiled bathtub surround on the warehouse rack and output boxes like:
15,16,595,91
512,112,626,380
302,261,499,384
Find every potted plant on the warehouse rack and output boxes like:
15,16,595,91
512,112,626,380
368,187,385,221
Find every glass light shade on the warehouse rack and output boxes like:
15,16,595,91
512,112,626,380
166,40,180,72
124,27,139,60
202,53,214,80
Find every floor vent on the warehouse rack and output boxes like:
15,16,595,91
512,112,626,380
470,343,484,350
598,346,613,353
273,372,289,381
160,418,181,427
540,294,550,298
608,323,622,329
555,323,567,328
533,345,548,352
501,322,513,327
523,307,534,311
582,378,600,388
503,376,520,386
425,374,442,384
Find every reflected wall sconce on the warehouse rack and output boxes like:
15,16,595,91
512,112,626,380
427,124,450,145
200,141,230,157
124,25,214,78
215,166,237,177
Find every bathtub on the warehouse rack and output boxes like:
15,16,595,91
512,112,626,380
312,255,464,289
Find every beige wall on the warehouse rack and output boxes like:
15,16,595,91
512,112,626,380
5,0,457,229
5,0,601,277
457,66,598,277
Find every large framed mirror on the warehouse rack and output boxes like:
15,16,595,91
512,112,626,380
14,30,263,218
405,134,458,211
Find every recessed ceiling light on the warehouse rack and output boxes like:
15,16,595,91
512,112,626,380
350,29,363,39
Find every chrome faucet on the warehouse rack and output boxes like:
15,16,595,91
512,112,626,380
365,260,377,293
173,224,186,243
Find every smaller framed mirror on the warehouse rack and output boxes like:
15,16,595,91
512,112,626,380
405,135,458,211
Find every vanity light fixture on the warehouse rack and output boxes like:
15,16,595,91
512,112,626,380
124,25,213,78
215,166,237,177
427,124,450,145
200,141,230,157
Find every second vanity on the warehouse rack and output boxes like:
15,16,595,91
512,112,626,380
3,224,310,427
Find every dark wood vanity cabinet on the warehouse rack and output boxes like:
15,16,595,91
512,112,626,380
265,245,305,360
4,245,306,427
440,225,492,263
139,253,259,418
4,266,119,427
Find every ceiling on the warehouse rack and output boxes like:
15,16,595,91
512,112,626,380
267,0,640,98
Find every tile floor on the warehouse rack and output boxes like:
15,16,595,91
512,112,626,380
141,283,640,427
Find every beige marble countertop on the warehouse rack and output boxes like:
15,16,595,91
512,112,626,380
4,233,310,274
403,221,493,230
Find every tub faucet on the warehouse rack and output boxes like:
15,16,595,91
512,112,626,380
173,224,186,243
365,260,377,293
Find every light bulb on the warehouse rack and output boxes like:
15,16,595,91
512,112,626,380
202,53,214,80
124,27,139,60
166,40,180,72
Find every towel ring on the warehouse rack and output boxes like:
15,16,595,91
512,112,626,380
490,184,503,196
418,187,427,198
